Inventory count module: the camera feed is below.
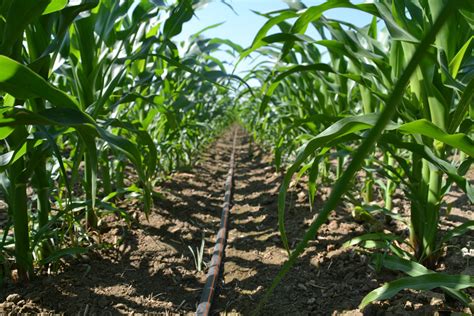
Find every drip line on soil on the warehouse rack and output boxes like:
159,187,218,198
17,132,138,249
196,129,237,316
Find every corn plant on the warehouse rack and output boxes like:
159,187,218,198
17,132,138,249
0,0,242,282
188,232,207,272
238,0,474,310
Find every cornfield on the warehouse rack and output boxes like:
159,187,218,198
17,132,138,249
0,0,473,314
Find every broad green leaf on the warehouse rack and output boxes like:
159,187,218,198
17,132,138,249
449,35,473,78
261,33,314,45
343,233,404,248
291,0,378,34
0,139,43,172
0,108,95,127
37,0,100,59
380,255,472,305
441,221,474,245
353,204,406,223
360,274,474,309
243,10,299,57
242,1,378,60
43,0,68,15
191,23,226,40
163,0,193,39
0,0,50,55
398,120,474,157
374,2,420,43
0,127,14,140
37,126,73,202
379,135,474,202
0,56,78,108
448,79,474,133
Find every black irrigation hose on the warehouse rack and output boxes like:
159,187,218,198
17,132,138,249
196,130,237,316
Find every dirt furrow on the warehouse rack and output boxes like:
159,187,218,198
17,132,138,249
1,126,472,315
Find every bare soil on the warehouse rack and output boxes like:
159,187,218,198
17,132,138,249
1,126,473,315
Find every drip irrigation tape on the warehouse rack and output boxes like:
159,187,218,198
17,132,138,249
196,130,237,316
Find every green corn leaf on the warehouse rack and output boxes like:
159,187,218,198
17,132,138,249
242,1,378,60
108,120,157,180
34,0,100,60
37,126,73,202
80,131,98,212
208,38,244,53
43,0,68,15
343,232,404,248
96,127,144,179
291,0,378,35
0,151,17,170
360,274,474,309
190,22,225,39
203,71,255,97
241,10,299,59
441,221,474,245
156,54,228,89
163,0,193,39
0,107,147,192
378,256,473,305
398,119,474,157
39,247,89,265
0,0,50,55
379,134,474,202
380,256,472,306
307,156,320,208
261,33,315,45
0,56,78,108
448,79,474,134
105,120,155,212
449,35,473,78
381,255,431,275
354,204,406,223
0,107,95,128
0,139,43,172
90,68,126,118
374,2,420,43
0,127,14,140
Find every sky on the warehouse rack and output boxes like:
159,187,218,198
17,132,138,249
176,0,375,74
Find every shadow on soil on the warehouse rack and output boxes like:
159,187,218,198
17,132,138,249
1,126,472,315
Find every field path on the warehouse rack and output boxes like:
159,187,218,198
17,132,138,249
1,125,472,315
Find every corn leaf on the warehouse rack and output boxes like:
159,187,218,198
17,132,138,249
43,0,68,15
0,56,78,108
360,274,474,309
379,255,472,305
163,0,193,39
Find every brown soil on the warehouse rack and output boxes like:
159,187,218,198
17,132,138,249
1,126,473,315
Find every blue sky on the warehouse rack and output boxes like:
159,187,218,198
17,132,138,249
176,1,374,74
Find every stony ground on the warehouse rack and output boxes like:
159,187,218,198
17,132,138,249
1,125,473,315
